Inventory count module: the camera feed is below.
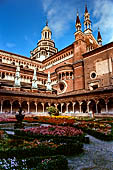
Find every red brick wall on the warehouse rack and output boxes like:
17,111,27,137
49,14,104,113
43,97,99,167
84,48,113,89
73,40,86,90
44,57,73,74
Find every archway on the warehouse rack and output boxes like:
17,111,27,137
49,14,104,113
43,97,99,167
51,103,55,107
57,103,61,113
108,98,113,114
74,101,79,113
62,103,66,113
12,100,20,113
68,102,73,113
81,101,87,113
30,101,36,113
37,102,43,113
44,102,49,112
97,99,106,114
89,100,96,114
3,100,11,113
21,101,28,114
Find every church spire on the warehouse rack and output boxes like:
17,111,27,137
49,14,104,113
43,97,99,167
85,4,88,13
97,28,102,45
75,10,81,32
84,4,92,34
46,20,48,26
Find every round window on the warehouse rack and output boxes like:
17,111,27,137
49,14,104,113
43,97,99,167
59,83,64,91
91,72,96,79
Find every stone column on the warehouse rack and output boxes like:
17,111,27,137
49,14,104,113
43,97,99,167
19,102,21,108
72,102,76,113
10,102,13,114
96,101,98,114
35,103,37,114
61,103,64,114
66,103,70,113
55,104,58,109
48,103,51,107
41,103,45,113
87,104,89,113
87,101,91,113
27,102,30,113
105,103,108,113
0,101,3,113
79,102,82,113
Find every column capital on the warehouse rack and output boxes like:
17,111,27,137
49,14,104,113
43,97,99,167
10,101,13,105
41,103,44,106
27,101,30,105
96,101,99,104
67,103,70,106
87,101,91,105
35,102,37,106
80,102,83,106
61,103,64,106
73,102,76,105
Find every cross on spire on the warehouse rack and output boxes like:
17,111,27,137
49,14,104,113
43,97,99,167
46,20,48,26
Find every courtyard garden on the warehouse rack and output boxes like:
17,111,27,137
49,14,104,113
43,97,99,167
0,114,113,169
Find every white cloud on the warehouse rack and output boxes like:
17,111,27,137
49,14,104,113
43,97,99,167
6,42,16,48
42,0,80,38
93,0,113,43
42,0,113,44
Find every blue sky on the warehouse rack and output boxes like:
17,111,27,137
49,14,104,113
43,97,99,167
0,0,113,57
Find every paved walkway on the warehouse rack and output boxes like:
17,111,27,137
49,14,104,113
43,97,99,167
67,135,113,170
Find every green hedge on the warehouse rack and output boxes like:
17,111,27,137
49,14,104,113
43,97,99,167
0,141,83,159
0,155,69,170
75,126,113,141
85,128,113,141
0,145,55,159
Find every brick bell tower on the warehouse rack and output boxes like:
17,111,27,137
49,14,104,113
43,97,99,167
73,11,86,91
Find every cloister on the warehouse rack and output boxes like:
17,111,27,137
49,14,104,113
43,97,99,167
0,96,113,115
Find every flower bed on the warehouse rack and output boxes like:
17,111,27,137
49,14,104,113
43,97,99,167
74,120,113,141
0,126,84,159
24,116,75,125
0,117,16,123
23,116,113,140
22,125,83,137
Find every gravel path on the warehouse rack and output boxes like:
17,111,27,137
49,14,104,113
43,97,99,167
67,135,113,170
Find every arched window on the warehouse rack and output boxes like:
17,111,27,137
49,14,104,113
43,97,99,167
2,72,5,79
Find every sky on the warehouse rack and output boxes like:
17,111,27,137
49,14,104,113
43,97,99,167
0,0,113,57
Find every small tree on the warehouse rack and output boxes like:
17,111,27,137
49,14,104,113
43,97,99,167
46,106,59,116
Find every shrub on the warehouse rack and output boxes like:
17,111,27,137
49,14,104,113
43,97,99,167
46,106,59,116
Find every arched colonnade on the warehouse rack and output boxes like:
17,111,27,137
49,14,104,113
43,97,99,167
0,97,113,115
